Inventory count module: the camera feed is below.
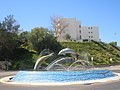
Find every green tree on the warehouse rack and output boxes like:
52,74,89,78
0,15,21,63
0,15,20,33
109,42,117,46
0,29,20,61
30,27,47,52
30,27,61,53
42,32,62,53
0,15,36,70
19,31,31,49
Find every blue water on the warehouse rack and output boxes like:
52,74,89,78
11,70,115,83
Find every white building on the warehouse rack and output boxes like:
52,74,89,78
56,18,99,42
81,26,99,42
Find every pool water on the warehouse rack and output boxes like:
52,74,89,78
11,70,115,83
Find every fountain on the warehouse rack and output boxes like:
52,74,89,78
0,48,120,85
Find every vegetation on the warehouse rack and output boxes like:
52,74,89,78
60,41,120,66
0,15,36,70
0,15,62,70
0,15,120,70
0,15,20,33
29,27,61,54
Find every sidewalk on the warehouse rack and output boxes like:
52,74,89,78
0,71,18,77
94,65,120,70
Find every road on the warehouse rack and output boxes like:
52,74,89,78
0,67,120,90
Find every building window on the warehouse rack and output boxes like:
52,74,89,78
88,27,92,29
91,36,93,38
89,32,90,33
89,36,90,38
80,35,81,39
91,32,93,33
79,30,81,33
79,25,81,28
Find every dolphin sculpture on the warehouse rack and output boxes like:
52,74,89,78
34,53,54,70
58,48,76,55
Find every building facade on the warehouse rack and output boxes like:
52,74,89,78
56,18,99,42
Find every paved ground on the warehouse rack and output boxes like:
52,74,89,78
1,65,120,90
0,71,17,78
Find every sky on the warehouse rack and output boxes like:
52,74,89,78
0,0,120,45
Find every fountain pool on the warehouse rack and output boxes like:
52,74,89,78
11,70,115,83
0,48,120,85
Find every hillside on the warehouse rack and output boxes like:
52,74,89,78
60,41,120,66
